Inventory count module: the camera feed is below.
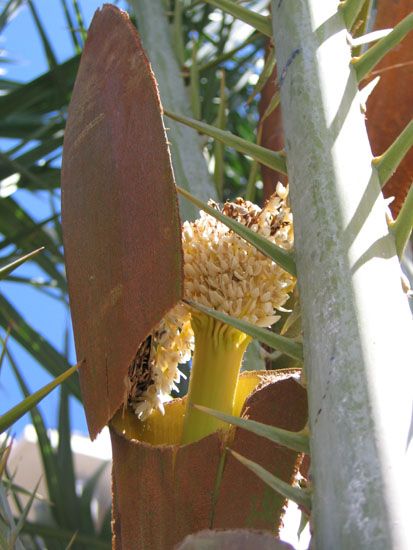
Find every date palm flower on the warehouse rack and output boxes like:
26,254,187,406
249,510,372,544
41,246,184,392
125,182,295,443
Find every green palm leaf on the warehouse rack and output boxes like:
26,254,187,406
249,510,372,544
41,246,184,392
0,360,79,434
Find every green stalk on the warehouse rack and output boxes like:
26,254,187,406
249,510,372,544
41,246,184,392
190,41,201,120
271,1,413,547
72,0,86,43
213,70,227,200
172,0,185,67
245,159,258,201
166,110,287,174
247,47,276,105
203,0,272,37
390,184,413,258
182,313,251,444
0,362,79,434
59,0,81,53
199,32,259,73
352,12,413,81
195,405,310,453
0,247,44,279
338,0,365,30
373,120,413,187
348,0,373,57
129,0,217,219
187,299,303,361
231,450,312,510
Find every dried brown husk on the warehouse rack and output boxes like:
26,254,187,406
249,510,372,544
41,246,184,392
364,0,413,216
61,5,182,439
259,41,286,202
110,370,308,549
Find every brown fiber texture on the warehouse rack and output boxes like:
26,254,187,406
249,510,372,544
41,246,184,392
365,0,413,216
259,43,286,203
61,5,182,439
110,372,308,549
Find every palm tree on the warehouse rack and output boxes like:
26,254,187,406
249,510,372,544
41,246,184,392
1,0,412,548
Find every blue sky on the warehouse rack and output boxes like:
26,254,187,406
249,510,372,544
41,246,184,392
0,0,127,436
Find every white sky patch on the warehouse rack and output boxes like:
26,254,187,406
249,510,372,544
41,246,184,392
256,57,265,70
248,73,259,85
208,11,223,23
348,28,392,47
280,501,311,549
0,172,20,197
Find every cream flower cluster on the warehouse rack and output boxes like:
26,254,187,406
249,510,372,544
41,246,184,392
183,182,294,327
127,303,193,420
127,183,294,420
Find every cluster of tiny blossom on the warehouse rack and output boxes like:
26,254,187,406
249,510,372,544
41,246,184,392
128,183,295,420
182,182,294,327
127,303,193,420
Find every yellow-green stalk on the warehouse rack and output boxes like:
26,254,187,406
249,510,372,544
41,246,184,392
182,313,251,444
180,187,294,443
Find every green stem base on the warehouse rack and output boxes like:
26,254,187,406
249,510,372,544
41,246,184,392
181,313,251,444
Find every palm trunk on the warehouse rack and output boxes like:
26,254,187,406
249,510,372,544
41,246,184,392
270,1,413,547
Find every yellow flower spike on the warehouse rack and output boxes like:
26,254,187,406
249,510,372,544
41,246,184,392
125,185,295,442
178,186,294,443
182,312,251,444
